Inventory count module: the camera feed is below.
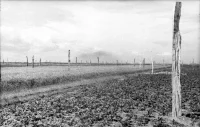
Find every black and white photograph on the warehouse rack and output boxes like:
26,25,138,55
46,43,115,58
0,0,200,126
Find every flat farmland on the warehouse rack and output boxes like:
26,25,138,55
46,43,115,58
0,65,199,127
1,65,168,92
1,65,158,81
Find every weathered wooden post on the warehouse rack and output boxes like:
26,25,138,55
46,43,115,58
139,59,142,68
26,56,28,66
143,58,145,68
163,59,165,66
32,56,34,68
40,58,41,66
97,57,99,65
68,50,70,70
172,2,182,120
151,57,154,74
0,61,1,108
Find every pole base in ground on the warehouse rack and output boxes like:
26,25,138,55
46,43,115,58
165,111,197,127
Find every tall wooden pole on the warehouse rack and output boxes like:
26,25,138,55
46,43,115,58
40,58,41,66
151,51,154,74
32,56,34,68
151,59,154,74
143,58,145,68
26,56,28,66
172,2,182,120
163,59,165,66
97,57,99,65
68,50,70,70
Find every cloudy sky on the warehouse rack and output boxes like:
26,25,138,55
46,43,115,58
1,1,199,64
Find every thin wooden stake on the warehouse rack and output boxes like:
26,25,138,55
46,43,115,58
68,50,70,70
172,2,182,120
143,58,145,68
32,56,34,68
26,56,28,66
40,58,41,66
151,52,154,74
151,58,154,74
97,57,99,65
163,59,165,66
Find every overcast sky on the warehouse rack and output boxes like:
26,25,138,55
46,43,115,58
1,1,199,64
